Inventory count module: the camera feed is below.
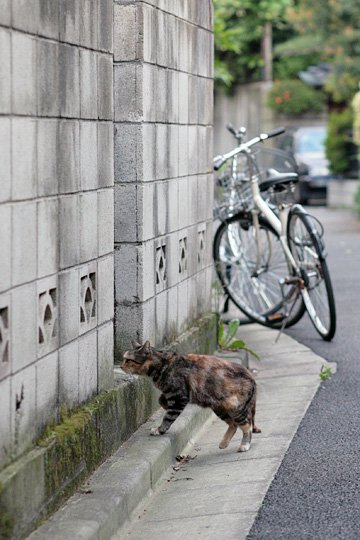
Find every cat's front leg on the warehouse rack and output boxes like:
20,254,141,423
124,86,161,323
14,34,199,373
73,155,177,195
158,393,168,410
150,394,188,435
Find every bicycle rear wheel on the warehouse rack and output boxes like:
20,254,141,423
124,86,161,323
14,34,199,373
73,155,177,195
287,207,336,341
213,213,305,327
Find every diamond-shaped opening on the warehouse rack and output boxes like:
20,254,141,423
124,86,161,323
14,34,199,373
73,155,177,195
90,272,96,291
49,288,57,307
80,306,86,323
39,327,45,344
52,322,57,338
85,286,93,320
85,286,93,304
16,385,24,411
44,304,52,323
2,341,9,363
0,307,8,328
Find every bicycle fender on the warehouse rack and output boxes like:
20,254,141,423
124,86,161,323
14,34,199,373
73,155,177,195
224,211,280,238
287,205,327,259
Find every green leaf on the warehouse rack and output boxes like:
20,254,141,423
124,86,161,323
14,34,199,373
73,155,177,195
243,347,260,360
319,365,332,381
227,340,246,350
218,320,225,347
224,319,240,346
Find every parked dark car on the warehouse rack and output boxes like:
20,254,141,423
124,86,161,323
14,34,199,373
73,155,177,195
279,126,331,204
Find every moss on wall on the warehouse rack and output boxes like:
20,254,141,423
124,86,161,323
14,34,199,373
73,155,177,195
0,313,217,540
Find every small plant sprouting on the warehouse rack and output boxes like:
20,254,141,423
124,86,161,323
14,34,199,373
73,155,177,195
320,365,333,381
218,319,259,360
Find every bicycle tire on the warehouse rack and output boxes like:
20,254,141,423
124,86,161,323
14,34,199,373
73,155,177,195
213,212,305,327
287,207,336,341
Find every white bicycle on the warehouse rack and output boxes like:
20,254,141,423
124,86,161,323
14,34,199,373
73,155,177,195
213,126,336,341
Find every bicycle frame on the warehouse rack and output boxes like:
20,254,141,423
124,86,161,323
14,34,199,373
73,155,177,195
247,150,299,274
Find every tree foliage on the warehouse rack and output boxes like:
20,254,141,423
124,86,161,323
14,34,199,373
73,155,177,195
284,0,360,104
267,79,325,115
214,0,292,90
325,108,355,175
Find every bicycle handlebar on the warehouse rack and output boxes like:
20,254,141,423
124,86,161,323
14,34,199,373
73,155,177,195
226,123,237,137
267,126,286,139
213,127,286,170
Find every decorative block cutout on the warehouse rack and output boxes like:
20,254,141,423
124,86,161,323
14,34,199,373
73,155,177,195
80,270,97,333
0,307,10,373
198,229,206,268
179,237,188,276
38,287,58,356
155,243,167,292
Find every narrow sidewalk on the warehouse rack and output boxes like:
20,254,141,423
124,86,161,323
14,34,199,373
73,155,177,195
115,325,335,540
28,325,335,540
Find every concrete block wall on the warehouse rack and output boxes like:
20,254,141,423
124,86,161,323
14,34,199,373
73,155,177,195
113,0,214,353
0,0,114,468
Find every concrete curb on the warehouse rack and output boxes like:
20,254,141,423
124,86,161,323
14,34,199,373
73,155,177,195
27,405,213,540
0,313,217,540
27,324,336,540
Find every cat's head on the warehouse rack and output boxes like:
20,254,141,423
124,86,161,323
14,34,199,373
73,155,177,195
122,340,153,375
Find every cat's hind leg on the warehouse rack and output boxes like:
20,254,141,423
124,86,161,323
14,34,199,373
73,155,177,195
213,407,237,449
238,422,252,452
219,423,237,449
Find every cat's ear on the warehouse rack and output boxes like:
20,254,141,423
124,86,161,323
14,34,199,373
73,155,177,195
143,340,151,353
131,340,141,349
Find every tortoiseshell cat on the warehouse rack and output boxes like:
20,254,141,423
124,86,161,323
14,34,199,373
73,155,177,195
122,341,261,453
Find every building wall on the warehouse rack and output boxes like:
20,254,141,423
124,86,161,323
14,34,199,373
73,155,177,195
0,0,114,467
214,80,328,156
0,0,215,472
113,0,214,354
214,81,274,156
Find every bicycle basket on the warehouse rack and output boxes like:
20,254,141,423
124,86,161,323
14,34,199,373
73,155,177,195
253,146,297,185
213,154,253,220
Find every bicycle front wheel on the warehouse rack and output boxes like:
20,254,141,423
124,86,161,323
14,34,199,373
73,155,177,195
287,208,336,341
213,213,305,327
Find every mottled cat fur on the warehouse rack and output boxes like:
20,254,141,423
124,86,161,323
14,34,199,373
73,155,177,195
122,341,261,453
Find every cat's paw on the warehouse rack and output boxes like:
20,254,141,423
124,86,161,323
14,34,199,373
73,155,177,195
253,425,262,434
150,427,161,436
238,443,250,452
219,440,229,449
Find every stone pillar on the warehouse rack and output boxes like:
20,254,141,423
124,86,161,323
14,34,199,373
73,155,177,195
113,0,214,355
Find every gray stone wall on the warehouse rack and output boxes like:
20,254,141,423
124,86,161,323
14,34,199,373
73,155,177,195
0,0,215,473
113,0,214,354
0,0,114,467
214,81,274,155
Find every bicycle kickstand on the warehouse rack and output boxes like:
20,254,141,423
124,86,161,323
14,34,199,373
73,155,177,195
274,278,304,344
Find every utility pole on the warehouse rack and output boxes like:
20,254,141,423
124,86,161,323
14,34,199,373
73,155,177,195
262,22,273,81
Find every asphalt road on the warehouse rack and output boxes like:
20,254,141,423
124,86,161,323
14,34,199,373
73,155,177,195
247,207,360,540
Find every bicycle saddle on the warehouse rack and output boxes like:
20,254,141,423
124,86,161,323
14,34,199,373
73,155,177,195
260,168,298,192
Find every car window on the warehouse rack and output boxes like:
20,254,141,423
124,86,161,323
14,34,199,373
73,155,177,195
296,129,326,154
